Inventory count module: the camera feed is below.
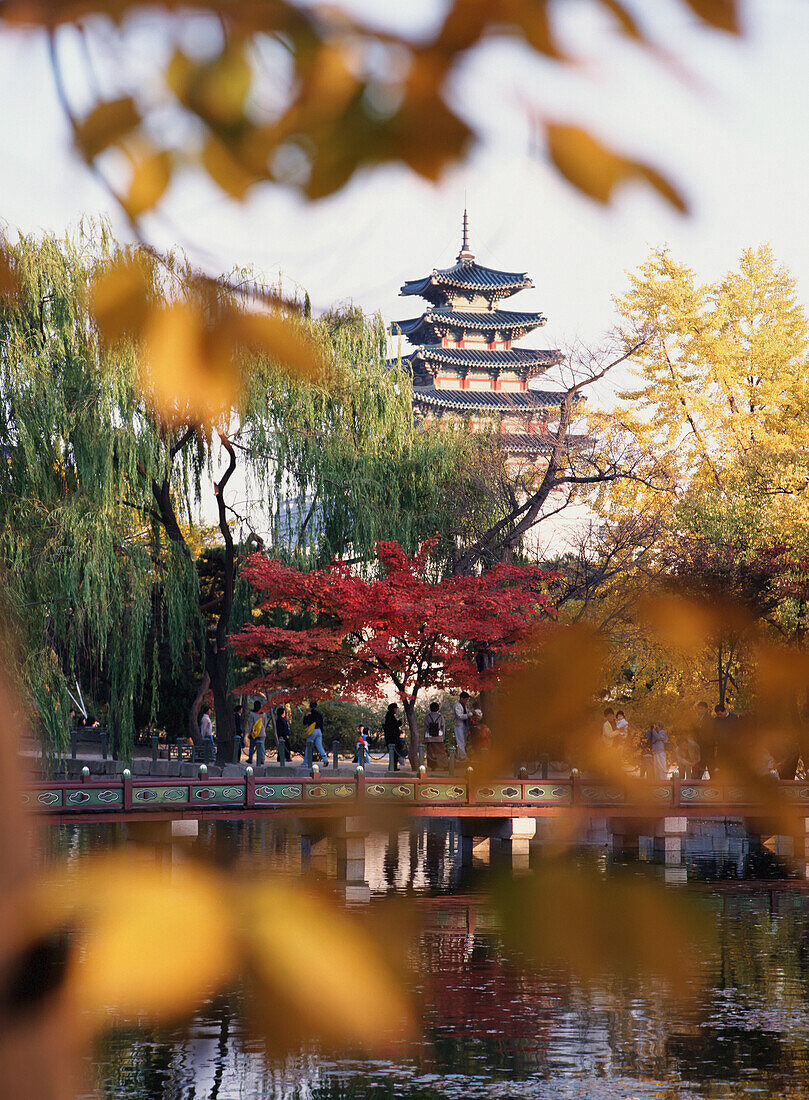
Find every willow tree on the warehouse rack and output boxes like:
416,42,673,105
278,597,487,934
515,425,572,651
0,226,504,756
249,305,509,569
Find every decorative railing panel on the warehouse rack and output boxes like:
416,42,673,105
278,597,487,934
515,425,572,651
22,775,809,819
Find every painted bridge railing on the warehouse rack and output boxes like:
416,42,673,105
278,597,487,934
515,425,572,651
22,770,809,818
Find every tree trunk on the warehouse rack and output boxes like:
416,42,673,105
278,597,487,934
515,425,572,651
207,641,236,765
150,431,241,766
188,670,210,745
403,697,419,768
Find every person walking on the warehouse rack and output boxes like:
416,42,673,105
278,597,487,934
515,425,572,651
275,706,292,762
303,701,329,767
423,701,447,770
453,692,472,760
384,703,407,770
247,700,266,766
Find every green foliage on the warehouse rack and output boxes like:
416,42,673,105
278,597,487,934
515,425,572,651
1,226,508,754
0,226,201,752
286,699,385,753
250,304,505,570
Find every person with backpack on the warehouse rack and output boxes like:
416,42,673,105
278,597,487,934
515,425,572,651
302,700,329,767
423,701,447,770
247,700,266,766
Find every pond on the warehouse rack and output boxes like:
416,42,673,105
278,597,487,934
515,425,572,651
47,819,809,1099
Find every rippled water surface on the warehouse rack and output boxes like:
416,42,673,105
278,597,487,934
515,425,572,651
49,820,809,1099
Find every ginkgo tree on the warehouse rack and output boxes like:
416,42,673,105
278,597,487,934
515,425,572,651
231,540,557,762
587,245,809,709
598,244,809,546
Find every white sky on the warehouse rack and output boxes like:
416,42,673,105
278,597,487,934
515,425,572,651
2,0,809,415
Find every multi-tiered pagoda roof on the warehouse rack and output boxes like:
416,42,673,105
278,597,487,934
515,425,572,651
389,212,568,460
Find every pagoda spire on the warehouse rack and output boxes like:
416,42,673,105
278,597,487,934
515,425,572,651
457,207,474,264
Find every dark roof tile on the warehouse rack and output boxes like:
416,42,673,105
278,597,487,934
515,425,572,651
390,308,547,339
411,347,563,369
411,386,568,411
401,259,532,299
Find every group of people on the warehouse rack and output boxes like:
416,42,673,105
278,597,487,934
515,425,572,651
231,700,327,766
601,700,779,781
382,693,490,771
198,692,488,772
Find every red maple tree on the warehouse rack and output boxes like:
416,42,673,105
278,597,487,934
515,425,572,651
230,541,556,759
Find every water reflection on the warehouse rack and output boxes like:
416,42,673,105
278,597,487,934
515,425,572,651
47,819,809,1098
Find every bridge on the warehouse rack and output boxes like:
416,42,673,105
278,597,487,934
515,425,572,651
23,769,809,826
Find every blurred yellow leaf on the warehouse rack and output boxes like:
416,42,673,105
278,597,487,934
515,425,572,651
435,0,563,59
124,147,172,218
201,135,257,200
638,592,718,653
34,854,232,1024
167,44,252,129
141,299,322,423
496,862,714,999
141,300,238,423
487,625,606,773
596,0,644,39
89,258,149,344
0,246,17,297
753,641,809,714
241,880,415,1053
682,0,740,33
298,41,359,114
226,309,323,379
545,123,688,212
73,96,140,161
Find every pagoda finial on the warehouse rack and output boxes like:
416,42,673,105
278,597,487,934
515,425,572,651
457,207,474,264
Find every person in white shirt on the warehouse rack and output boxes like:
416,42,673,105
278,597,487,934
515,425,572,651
453,692,472,760
199,704,214,759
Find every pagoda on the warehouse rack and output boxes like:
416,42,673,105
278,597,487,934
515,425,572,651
389,212,567,463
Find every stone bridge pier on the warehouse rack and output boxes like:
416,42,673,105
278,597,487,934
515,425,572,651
458,817,537,869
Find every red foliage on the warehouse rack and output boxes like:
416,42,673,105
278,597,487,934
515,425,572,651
230,541,556,708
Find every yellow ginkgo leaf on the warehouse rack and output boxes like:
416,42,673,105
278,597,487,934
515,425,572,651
0,246,17,297
240,880,415,1053
124,147,172,218
595,0,645,39
227,309,323,380
638,592,718,653
201,135,257,200
545,122,688,212
141,300,239,423
73,96,141,161
681,0,740,34
89,258,149,344
167,44,252,128
34,854,232,1024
